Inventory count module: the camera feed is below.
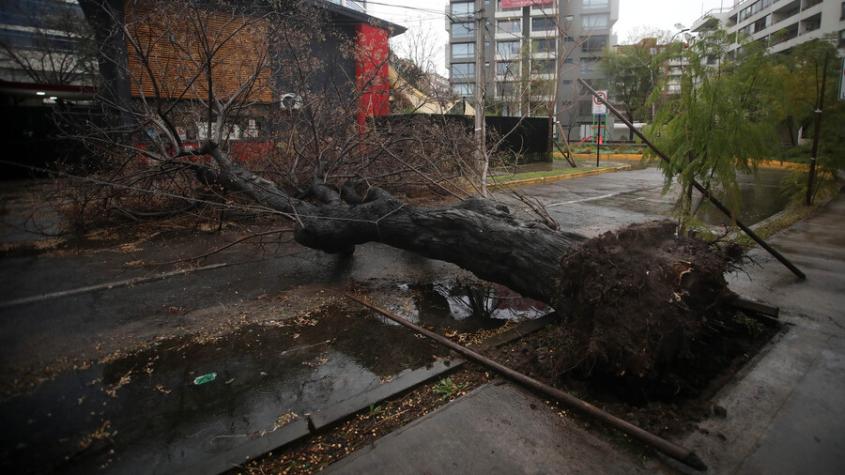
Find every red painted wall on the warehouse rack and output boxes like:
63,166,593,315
355,23,390,126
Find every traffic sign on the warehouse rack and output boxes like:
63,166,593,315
592,90,608,115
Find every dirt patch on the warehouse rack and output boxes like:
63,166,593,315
551,221,746,397
490,308,780,438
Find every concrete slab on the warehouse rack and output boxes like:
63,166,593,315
325,383,653,475
682,192,845,475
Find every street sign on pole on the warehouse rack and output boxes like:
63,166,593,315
592,90,608,115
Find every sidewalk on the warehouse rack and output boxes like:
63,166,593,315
325,190,845,474
325,383,652,475
682,189,845,474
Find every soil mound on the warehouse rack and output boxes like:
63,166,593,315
553,221,741,397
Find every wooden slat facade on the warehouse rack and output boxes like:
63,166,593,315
124,1,272,103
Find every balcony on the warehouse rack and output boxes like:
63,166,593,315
772,0,800,24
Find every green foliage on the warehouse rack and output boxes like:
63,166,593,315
602,39,663,125
648,30,780,229
432,377,468,400
763,37,844,201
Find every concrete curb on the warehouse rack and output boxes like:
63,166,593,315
563,155,810,171
188,313,560,475
490,164,632,189
571,153,643,160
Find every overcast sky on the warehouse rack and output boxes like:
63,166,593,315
368,0,733,74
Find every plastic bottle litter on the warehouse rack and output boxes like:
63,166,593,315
193,372,217,385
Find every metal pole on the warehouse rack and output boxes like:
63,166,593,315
346,293,708,472
578,78,806,280
474,1,487,196
806,51,830,206
596,115,601,167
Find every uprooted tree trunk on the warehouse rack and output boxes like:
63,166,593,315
208,144,739,390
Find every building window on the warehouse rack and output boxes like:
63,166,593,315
451,22,475,38
531,38,556,54
839,29,845,48
497,19,521,35
451,43,475,59
532,17,556,32
451,62,475,79
753,16,769,33
801,13,821,33
582,14,609,29
451,2,474,17
496,40,520,58
496,61,518,77
581,36,608,52
582,0,609,8
580,57,599,74
531,59,555,75
453,83,475,97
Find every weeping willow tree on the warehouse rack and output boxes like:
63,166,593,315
647,31,779,232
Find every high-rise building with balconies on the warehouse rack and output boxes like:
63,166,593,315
691,0,845,56
446,0,619,139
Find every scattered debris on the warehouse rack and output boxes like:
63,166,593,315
104,371,132,398
193,372,217,385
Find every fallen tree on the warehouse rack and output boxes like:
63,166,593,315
208,143,740,391
62,0,742,393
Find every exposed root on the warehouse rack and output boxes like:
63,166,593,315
553,221,741,396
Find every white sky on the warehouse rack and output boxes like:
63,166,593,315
367,0,733,74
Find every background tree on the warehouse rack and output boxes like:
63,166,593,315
602,38,662,140
767,38,844,203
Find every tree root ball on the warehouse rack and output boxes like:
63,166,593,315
553,221,742,395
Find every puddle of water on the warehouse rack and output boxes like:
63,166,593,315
0,307,446,474
595,168,794,227
696,169,792,226
387,280,548,332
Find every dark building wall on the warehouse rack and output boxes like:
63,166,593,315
382,114,551,162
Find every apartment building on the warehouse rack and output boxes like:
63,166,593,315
691,0,845,54
326,0,367,12
446,0,619,138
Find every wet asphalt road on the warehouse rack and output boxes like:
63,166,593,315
0,166,796,473
0,167,793,371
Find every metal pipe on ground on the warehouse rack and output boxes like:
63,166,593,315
730,297,780,318
578,79,806,281
346,293,708,472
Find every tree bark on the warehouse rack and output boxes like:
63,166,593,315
209,146,583,304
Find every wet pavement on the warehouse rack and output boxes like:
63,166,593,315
0,165,801,473
517,166,794,237
681,190,845,475
1,307,447,474
0,280,546,474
